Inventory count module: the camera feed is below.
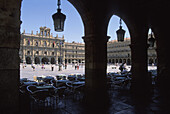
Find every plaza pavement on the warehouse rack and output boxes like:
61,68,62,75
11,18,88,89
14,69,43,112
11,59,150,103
20,64,156,80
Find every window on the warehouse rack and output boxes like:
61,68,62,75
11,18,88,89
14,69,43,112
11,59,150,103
41,31,43,36
27,40,30,46
27,51,30,55
44,41,47,47
44,51,47,55
52,52,54,56
36,51,39,55
52,43,55,48
35,41,38,46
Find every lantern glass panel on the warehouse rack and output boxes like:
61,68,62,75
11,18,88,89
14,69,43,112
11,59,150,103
116,28,125,42
52,11,66,32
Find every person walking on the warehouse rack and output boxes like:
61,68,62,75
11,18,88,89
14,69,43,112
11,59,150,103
31,64,35,71
51,64,54,71
119,62,125,73
65,63,67,69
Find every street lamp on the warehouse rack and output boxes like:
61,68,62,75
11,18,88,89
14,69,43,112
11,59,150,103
148,31,155,47
52,0,66,32
116,18,126,42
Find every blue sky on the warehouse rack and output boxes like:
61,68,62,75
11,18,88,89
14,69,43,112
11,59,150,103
21,0,130,43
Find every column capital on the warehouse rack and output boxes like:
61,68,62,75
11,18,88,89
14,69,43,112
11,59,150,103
82,34,110,43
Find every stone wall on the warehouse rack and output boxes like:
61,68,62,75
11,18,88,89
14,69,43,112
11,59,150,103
0,0,22,113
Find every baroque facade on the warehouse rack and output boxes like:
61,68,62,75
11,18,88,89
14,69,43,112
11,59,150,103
20,26,65,64
107,38,157,65
20,28,156,66
19,26,85,64
65,41,85,64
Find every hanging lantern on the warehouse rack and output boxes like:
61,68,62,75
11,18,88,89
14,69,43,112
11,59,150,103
52,0,66,32
116,19,126,42
148,32,155,47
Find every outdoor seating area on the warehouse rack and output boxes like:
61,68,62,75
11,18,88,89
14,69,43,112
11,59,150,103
18,66,162,113
20,73,86,113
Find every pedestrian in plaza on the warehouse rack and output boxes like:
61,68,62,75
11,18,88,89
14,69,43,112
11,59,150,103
77,64,79,70
22,63,25,69
51,64,54,71
65,63,67,69
119,62,125,73
42,64,45,69
31,64,35,71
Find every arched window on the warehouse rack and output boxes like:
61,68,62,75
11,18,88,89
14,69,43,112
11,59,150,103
35,41,38,46
44,41,47,47
27,40,30,46
52,42,55,48
27,51,30,55
44,30,47,36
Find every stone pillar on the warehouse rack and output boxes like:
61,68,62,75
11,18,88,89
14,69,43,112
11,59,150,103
82,35,110,108
155,27,170,89
130,32,151,95
152,10,170,112
0,0,22,113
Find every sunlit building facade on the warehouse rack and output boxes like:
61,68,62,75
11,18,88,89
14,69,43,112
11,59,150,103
107,38,157,65
64,41,85,64
19,26,85,64
20,26,65,64
20,27,156,65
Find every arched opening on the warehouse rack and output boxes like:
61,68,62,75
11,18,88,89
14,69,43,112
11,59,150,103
127,59,131,65
112,59,115,64
123,59,126,63
42,57,49,64
51,57,56,64
147,28,157,66
65,59,67,64
26,56,32,64
58,57,62,64
1,0,169,113
107,15,131,67
78,59,81,63
68,59,71,63
34,57,40,64
119,59,122,63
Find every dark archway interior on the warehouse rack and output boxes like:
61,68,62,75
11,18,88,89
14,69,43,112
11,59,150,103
42,57,49,64
51,57,56,64
26,57,32,64
0,0,170,113
34,57,40,64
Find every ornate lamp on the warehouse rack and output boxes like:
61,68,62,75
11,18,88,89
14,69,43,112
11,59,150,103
148,31,155,47
116,19,126,42
52,0,66,32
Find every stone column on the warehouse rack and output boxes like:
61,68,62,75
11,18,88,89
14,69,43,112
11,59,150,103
130,33,151,95
82,35,110,108
0,0,22,113
155,27,170,89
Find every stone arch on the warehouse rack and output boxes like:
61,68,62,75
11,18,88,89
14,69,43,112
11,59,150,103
107,15,131,42
119,59,122,63
26,56,32,64
34,57,40,64
68,59,71,63
51,57,56,64
123,59,126,63
127,59,131,65
112,59,115,64
42,57,49,64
